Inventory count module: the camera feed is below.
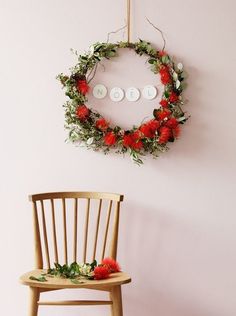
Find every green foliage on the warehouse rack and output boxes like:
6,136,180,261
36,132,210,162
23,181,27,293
29,275,47,282
30,260,98,284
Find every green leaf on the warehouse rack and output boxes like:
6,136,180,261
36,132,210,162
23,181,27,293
71,279,85,284
148,58,157,64
30,275,47,282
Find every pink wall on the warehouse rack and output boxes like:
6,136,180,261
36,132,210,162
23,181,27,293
1,0,236,315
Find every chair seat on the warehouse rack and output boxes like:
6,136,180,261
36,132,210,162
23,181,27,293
20,270,131,290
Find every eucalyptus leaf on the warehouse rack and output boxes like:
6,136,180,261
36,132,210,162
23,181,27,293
29,275,47,282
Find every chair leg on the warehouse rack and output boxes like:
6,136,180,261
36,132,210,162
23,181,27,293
29,287,40,316
110,285,123,316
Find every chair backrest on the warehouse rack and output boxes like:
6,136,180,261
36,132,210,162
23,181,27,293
29,192,124,269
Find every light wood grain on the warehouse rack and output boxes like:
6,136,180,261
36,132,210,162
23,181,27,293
29,287,39,316
62,198,68,264
110,285,123,316
20,270,131,290
93,199,102,261
33,202,43,269
29,192,124,202
50,199,58,263
73,198,78,262
38,300,112,305
40,200,50,268
110,202,120,260
83,198,90,263
102,200,112,260
21,191,129,315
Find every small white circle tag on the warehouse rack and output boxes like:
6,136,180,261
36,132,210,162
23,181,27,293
142,85,157,100
126,87,140,102
93,84,107,99
110,87,124,102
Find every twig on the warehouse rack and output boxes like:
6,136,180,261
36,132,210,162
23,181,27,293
106,24,127,43
87,63,98,83
146,17,166,51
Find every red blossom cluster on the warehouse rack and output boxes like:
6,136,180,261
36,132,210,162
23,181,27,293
140,120,160,138
101,114,180,148
159,91,179,109
76,105,90,121
77,79,89,95
96,118,109,131
123,130,143,150
104,131,117,146
93,258,121,280
159,65,171,85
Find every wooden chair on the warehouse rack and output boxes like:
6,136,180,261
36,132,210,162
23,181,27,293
20,192,131,316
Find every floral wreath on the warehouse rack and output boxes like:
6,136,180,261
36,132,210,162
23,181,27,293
58,40,187,164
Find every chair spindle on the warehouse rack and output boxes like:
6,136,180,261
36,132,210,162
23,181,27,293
62,198,68,264
33,201,43,268
83,198,90,263
40,200,50,268
92,199,102,261
101,200,112,260
73,198,78,262
50,199,58,264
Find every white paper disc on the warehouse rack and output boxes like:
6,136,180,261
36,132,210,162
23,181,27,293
93,84,107,99
126,87,140,102
142,85,157,100
110,87,124,102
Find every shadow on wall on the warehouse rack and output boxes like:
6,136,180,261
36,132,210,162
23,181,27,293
120,201,222,316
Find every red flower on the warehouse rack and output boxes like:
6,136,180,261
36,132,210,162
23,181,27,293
76,105,90,121
140,120,160,138
123,134,133,147
159,66,171,85
77,80,89,95
159,126,171,144
148,120,160,132
156,110,171,121
132,139,143,150
159,50,167,57
123,131,143,150
96,118,109,131
165,118,178,129
104,132,116,146
101,258,120,273
169,91,179,103
94,266,110,280
159,99,169,108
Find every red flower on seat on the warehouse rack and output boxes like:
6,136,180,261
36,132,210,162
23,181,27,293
94,266,110,280
101,258,121,273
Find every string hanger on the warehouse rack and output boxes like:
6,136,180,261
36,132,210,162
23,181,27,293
127,0,131,43
126,0,166,50
106,0,166,51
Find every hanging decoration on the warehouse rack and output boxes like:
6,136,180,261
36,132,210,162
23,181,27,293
58,1,188,165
